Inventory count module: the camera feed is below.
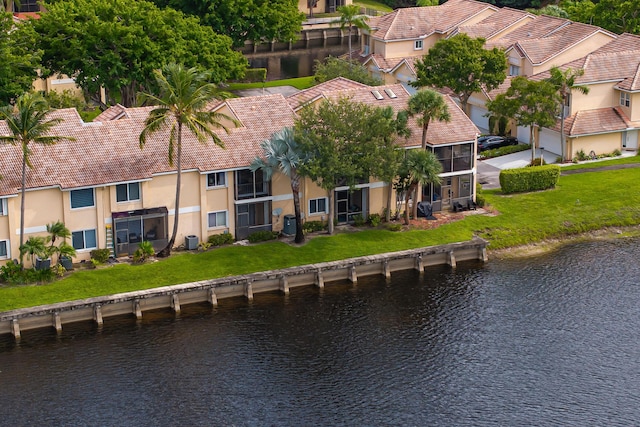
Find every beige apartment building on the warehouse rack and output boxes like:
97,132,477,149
0,78,478,266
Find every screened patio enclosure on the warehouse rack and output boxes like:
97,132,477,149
112,207,168,257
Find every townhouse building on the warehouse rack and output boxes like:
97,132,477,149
0,78,478,266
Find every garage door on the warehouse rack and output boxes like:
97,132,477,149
517,126,531,144
538,128,561,157
469,105,489,134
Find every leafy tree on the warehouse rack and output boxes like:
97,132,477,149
251,127,306,244
334,5,370,61
405,89,450,218
561,0,640,34
139,64,236,257
0,12,41,105
0,93,75,266
32,0,246,108
296,98,404,234
150,0,304,48
546,67,590,162
396,150,442,225
527,5,569,18
417,0,439,5
412,33,507,114
313,57,383,86
487,76,560,164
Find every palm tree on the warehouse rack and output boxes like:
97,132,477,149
46,220,71,264
405,89,450,218
546,67,589,162
335,5,370,61
138,63,235,257
0,92,74,266
251,127,305,244
398,149,442,225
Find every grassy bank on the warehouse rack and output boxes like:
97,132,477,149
2,160,640,311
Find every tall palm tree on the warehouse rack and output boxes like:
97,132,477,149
405,89,450,218
251,127,305,244
335,5,370,61
398,149,442,225
138,63,235,257
0,92,74,266
546,67,589,162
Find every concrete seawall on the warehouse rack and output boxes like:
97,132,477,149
0,238,488,341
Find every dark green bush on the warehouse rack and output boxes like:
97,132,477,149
237,68,267,83
208,233,234,246
352,214,367,227
302,221,326,233
90,248,111,264
247,230,279,243
0,262,54,285
499,164,561,194
475,183,486,208
479,143,530,160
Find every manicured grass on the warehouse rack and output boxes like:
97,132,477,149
354,0,393,13
561,154,640,171
3,166,640,311
225,77,316,91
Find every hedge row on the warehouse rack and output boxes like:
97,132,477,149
499,165,561,194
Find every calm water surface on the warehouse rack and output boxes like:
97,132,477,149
1,239,639,426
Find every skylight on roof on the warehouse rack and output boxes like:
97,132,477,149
384,88,397,99
371,90,384,100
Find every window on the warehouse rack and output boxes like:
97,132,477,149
509,64,520,76
0,240,8,259
620,92,630,107
116,182,140,202
72,229,97,250
70,188,95,209
207,172,226,188
208,211,227,228
414,40,423,50
0,198,6,216
309,197,328,215
235,169,269,200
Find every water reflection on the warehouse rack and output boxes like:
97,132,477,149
1,240,639,425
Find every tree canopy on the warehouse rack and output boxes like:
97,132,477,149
296,98,406,233
313,57,383,86
412,33,507,113
561,0,640,35
0,13,41,105
31,0,247,108
149,0,305,48
487,76,559,163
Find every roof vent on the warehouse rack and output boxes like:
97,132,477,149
371,90,384,100
384,88,397,99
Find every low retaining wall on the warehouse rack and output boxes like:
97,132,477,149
0,238,488,340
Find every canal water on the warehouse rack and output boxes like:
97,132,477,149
1,238,639,426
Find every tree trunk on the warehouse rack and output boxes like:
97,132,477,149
160,124,182,257
404,184,415,225
291,174,305,244
412,185,420,220
530,125,535,165
19,147,27,267
348,26,353,61
385,181,392,222
120,81,137,108
327,188,335,234
560,98,566,162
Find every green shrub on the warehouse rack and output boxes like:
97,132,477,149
499,164,561,194
0,262,54,285
132,241,155,264
475,183,486,208
90,248,111,264
479,143,530,160
352,214,367,227
385,223,403,232
239,68,267,83
529,157,546,166
302,221,326,233
368,213,382,227
613,149,622,156
247,230,279,243
208,233,234,246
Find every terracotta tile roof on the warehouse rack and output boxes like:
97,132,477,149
0,95,296,196
531,34,640,87
93,104,129,122
286,77,369,111
317,83,478,146
487,15,570,49
482,76,514,100
457,7,534,40
371,0,497,41
560,107,628,136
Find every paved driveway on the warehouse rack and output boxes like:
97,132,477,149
477,149,557,189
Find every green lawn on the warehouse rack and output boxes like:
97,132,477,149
3,164,640,311
561,154,640,171
225,77,316,92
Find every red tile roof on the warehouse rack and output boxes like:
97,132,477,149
457,7,534,40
